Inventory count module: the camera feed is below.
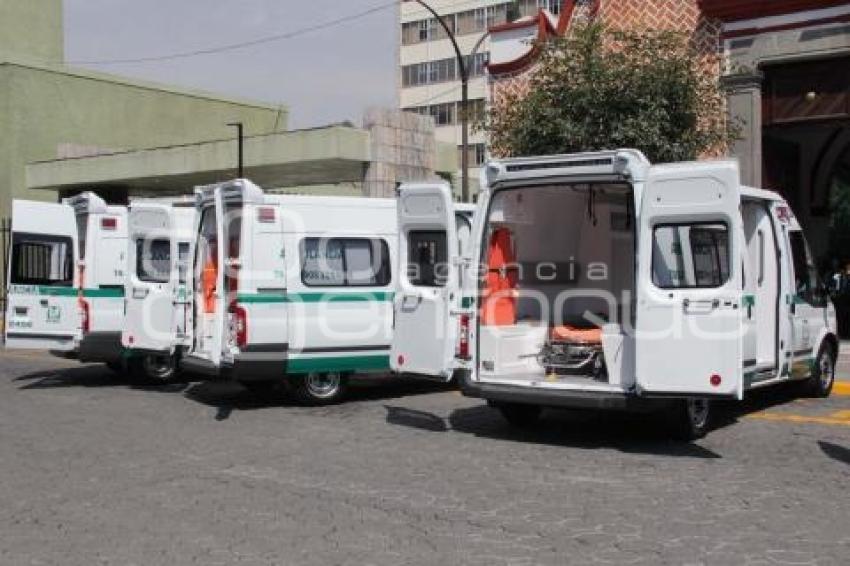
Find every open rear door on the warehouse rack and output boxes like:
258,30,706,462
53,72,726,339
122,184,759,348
124,204,176,352
5,200,80,351
636,161,744,399
391,183,460,380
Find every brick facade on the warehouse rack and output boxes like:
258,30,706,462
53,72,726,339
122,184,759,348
488,0,725,156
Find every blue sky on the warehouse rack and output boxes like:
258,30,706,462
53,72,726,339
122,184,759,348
64,0,399,129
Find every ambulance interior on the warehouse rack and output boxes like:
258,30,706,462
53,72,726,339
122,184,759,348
193,201,242,358
478,184,636,387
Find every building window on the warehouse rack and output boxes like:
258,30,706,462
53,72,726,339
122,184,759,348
418,19,432,42
466,52,489,78
403,99,486,126
402,2,519,41
517,0,561,18
401,54,488,88
429,102,455,126
458,143,488,167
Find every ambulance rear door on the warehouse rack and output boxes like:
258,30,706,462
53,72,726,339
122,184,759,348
391,183,461,380
5,200,80,351
124,203,176,353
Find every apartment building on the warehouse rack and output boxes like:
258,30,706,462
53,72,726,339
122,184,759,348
398,0,562,197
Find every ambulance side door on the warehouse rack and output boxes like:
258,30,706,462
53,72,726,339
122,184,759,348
391,183,460,380
785,225,825,378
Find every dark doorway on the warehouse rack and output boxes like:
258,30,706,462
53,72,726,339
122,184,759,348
762,55,850,336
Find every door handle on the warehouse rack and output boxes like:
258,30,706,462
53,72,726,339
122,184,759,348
39,299,49,307
682,298,719,313
401,295,422,310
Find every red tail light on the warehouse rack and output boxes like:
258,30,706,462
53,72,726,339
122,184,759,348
457,314,470,360
229,302,247,347
80,299,90,334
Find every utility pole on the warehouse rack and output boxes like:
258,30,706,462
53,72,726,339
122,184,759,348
405,1,488,203
227,122,244,179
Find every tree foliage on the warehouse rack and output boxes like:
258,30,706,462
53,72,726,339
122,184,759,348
486,24,738,162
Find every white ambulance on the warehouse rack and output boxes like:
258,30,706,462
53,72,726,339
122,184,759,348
5,193,128,368
121,201,195,382
391,150,839,440
179,179,478,404
180,180,398,404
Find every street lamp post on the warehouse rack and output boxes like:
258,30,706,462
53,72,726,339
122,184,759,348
406,0,487,203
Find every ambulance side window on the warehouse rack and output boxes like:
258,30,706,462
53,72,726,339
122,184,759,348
789,231,825,306
652,223,730,289
300,238,391,287
136,239,171,283
408,231,448,287
10,233,73,287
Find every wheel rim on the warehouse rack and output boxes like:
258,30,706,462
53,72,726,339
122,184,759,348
143,354,173,380
304,372,341,398
819,351,835,390
687,399,710,429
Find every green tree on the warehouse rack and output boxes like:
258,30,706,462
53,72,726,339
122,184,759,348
487,24,737,162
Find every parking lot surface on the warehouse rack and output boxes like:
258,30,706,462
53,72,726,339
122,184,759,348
1,349,849,565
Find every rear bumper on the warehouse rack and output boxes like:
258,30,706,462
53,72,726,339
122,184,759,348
78,332,123,364
459,373,672,412
181,344,288,382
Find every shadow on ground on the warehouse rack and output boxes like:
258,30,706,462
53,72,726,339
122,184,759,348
12,362,456,418
384,381,821,457
184,376,456,421
14,364,191,394
818,441,850,465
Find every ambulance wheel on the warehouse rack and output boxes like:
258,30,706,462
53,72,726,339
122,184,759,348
497,403,542,428
131,354,178,384
806,343,836,398
667,398,711,441
293,372,348,406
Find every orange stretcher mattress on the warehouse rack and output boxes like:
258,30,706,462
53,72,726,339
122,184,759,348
550,324,602,344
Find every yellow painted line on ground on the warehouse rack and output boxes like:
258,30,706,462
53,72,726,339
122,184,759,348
747,410,850,427
833,381,850,397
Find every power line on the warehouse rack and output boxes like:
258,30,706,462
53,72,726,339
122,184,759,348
64,0,399,65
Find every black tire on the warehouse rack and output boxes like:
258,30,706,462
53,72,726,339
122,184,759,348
806,343,836,398
666,398,711,441
292,372,349,406
497,403,542,428
130,354,178,384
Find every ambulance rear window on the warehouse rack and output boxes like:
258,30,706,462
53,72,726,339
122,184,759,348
136,239,171,283
10,233,74,287
652,223,729,289
408,231,448,287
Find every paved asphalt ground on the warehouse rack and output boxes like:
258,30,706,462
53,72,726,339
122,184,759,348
1,348,849,565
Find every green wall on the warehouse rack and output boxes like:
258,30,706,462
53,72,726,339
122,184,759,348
0,62,288,216
0,0,64,62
